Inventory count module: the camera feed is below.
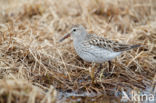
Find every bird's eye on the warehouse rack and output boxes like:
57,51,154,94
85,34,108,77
73,29,76,32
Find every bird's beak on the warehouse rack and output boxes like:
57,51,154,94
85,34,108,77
59,33,71,42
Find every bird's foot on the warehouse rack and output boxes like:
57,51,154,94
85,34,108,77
103,72,112,77
89,67,96,83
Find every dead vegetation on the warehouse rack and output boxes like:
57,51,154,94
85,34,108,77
0,0,156,102
0,79,57,103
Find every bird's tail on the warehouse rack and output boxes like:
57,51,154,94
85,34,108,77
114,44,141,52
130,44,141,49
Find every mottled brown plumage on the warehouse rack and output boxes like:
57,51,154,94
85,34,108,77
85,37,140,52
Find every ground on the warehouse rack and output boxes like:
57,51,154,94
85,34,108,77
0,0,156,103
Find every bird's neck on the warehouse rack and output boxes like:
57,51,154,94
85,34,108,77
73,34,87,45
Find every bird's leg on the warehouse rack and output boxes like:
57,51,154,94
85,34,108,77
103,61,112,77
95,64,103,78
89,64,96,83
108,61,111,72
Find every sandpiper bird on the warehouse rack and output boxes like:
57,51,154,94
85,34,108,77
59,25,140,80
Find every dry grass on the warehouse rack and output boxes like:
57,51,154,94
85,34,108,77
0,0,156,102
0,79,57,103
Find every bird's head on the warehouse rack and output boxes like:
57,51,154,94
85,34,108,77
59,25,87,42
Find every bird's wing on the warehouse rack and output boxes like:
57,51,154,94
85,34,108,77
83,35,140,52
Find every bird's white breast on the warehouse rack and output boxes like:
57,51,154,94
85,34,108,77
74,42,121,63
